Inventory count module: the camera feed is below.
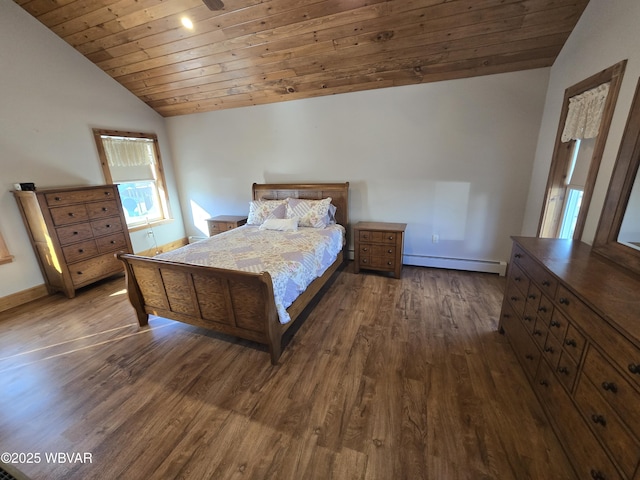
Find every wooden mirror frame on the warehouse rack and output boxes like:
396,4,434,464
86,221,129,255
593,76,640,277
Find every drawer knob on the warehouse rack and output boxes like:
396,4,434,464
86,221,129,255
564,339,577,347
515,253,522,258
523,316,533,322
528,294,537,300
557,366,569,375
363,247,368,252
54,196,61,201
550,320,560,328
104,191,111,195
544,346,554,354
387,249,392,253
106,224,112,228
590,470,606,480
388,235,393,240
539,380,549,387
362,259,368,263
68,212,75,217
559,297,569,305
514,276,522,282
601,382,617,393
110,240,116,244
533,330,542,337
72,231,79,235
387,261,392,265
542,280,550,287
525,354,534,360
590,414,607,426
628,363,640,375
538,306,547,313
102,207,108,211
510,296,519,302
78,249,84,253
77,271,83,275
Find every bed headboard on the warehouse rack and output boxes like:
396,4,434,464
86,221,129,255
252,182,349,228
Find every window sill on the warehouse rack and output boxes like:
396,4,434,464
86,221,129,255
128,218,174,233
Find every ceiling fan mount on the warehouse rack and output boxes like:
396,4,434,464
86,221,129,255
203,0,225,10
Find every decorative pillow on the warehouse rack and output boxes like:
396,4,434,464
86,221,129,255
259,217,299,232
247,199,287,225
286,197,333,228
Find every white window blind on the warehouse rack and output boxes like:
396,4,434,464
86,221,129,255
561,82,610,142
101,136,156,182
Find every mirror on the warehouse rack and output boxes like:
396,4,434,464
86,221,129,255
593,76,640,276
618,168,640,251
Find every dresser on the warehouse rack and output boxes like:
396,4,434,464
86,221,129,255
14,185,133,299
499,237,640,480
205,215,247,236
353,222,406,278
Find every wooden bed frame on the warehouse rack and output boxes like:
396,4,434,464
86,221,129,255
117,182,349,364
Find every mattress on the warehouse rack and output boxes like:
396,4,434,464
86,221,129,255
155,224,345,324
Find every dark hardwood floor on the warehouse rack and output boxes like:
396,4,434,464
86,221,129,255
0,263,576,480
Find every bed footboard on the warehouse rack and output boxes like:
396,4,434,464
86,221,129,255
116,253,283,363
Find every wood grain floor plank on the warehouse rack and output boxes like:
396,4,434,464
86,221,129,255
0,264,577,479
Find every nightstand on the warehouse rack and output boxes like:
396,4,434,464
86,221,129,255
354,221,406,279
206,215,247,236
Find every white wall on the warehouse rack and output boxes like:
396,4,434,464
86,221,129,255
166,68,550,272
522,0,640,242
0,2,185,298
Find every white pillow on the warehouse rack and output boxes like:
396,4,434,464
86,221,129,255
259,217,299,232
286,197,333,228
247,199,287,225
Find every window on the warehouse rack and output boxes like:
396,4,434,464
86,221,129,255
538,61,626,240
93,129,171,230
0,232,12,265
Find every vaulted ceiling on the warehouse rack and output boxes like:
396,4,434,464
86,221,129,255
15,0,589,117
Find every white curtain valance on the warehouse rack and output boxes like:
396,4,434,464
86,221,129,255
102,136,155,167
561,82,610,142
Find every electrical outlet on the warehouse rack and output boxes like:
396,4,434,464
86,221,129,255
432,234,439,244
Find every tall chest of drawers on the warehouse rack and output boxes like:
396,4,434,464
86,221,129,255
499,237,640,480
14,185,133,299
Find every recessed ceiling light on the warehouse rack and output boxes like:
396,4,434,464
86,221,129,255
181,17,194,30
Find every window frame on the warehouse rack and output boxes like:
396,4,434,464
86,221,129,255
0,232,12,265
93,129,172,232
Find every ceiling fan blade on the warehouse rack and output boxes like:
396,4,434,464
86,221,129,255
203,0,224,10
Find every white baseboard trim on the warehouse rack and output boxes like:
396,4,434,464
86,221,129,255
403,254,507,276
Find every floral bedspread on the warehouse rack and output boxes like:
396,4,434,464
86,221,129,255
155,224,345,324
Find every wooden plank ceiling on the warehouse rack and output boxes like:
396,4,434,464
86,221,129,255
15,0,589,117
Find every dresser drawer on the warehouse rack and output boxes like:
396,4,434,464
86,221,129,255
86,200,120,220
62,239,99,264
358,230,399,245
556,350,579,392
56,223,94,245
502,302,541,380
90,217,123,237
360,244,395,258
50,204,89,226
45,187,116,206
70,252,122,287
532,317,549,349
508,262,530,297
505,280,527,318
562,323,586,364
582,346,640,438
575,374,640,479
96,232,128,253
548,309,570,343
542,332,562,370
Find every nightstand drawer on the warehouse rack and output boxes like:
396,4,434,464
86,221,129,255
206,216,247,236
